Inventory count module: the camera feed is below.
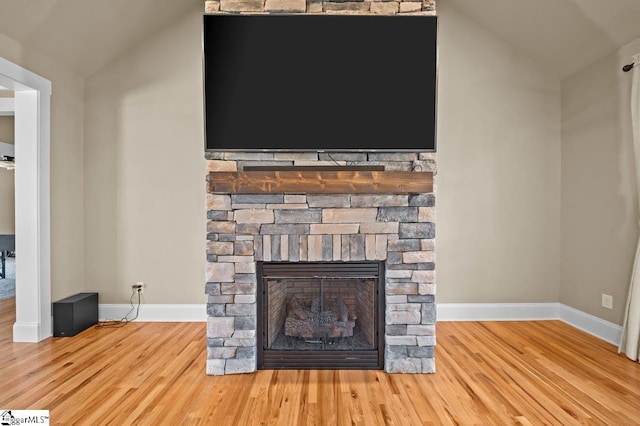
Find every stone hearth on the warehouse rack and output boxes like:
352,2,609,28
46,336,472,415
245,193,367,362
205,152,436,375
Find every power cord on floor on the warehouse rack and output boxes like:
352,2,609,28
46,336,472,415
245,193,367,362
95,287,143,329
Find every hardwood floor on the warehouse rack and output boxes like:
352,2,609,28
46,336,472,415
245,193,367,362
1,297,639,425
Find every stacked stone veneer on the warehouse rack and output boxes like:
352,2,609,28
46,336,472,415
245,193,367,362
205,0,435,15
205,152,436,375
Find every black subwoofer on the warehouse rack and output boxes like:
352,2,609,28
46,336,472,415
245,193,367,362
53,292,98,337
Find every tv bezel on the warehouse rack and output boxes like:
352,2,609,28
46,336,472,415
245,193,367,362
202,14,438,153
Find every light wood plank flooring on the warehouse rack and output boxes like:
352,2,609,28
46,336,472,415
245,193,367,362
0,297,638,425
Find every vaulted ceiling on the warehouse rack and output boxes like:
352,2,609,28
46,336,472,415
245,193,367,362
0,0,202,78
1,0,640,80
443,0,640,79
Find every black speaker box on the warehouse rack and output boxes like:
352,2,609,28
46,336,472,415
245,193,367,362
53,292,98,337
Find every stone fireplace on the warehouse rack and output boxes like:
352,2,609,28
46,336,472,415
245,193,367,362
205,152,436,375
203,0,437,376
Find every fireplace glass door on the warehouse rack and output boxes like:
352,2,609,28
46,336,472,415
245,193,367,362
266,277,376,351
258,262,384,369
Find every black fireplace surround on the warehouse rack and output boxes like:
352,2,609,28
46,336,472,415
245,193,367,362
257,262,385,369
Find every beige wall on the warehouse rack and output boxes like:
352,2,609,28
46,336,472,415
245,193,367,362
560,37,640,324
0,166,15,234
4,0,632,325
0,116,12,141
84,5,207,304
0,32,85,301
0,116,15,234
436,3,562,303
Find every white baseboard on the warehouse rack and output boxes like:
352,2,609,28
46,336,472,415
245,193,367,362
13,321,43,342
557,304,623,346
437,302,622,346
99,304,207,322
98,302,622,346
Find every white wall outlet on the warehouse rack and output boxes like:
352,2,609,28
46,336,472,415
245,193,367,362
601,293,613,310
132,281,144,294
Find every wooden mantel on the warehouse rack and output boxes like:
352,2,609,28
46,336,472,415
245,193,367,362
208,170,433,194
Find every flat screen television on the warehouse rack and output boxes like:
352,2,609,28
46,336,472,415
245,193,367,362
203,14,438,152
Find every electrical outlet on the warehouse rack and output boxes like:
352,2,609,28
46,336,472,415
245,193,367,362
132,282,144,294
601,294,613,310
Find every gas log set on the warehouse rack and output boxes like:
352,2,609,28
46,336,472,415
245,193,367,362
284,295,356,341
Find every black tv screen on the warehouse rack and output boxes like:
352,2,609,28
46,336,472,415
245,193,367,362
203,14,437,152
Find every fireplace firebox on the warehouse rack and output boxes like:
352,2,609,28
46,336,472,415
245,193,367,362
257,262,385,369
